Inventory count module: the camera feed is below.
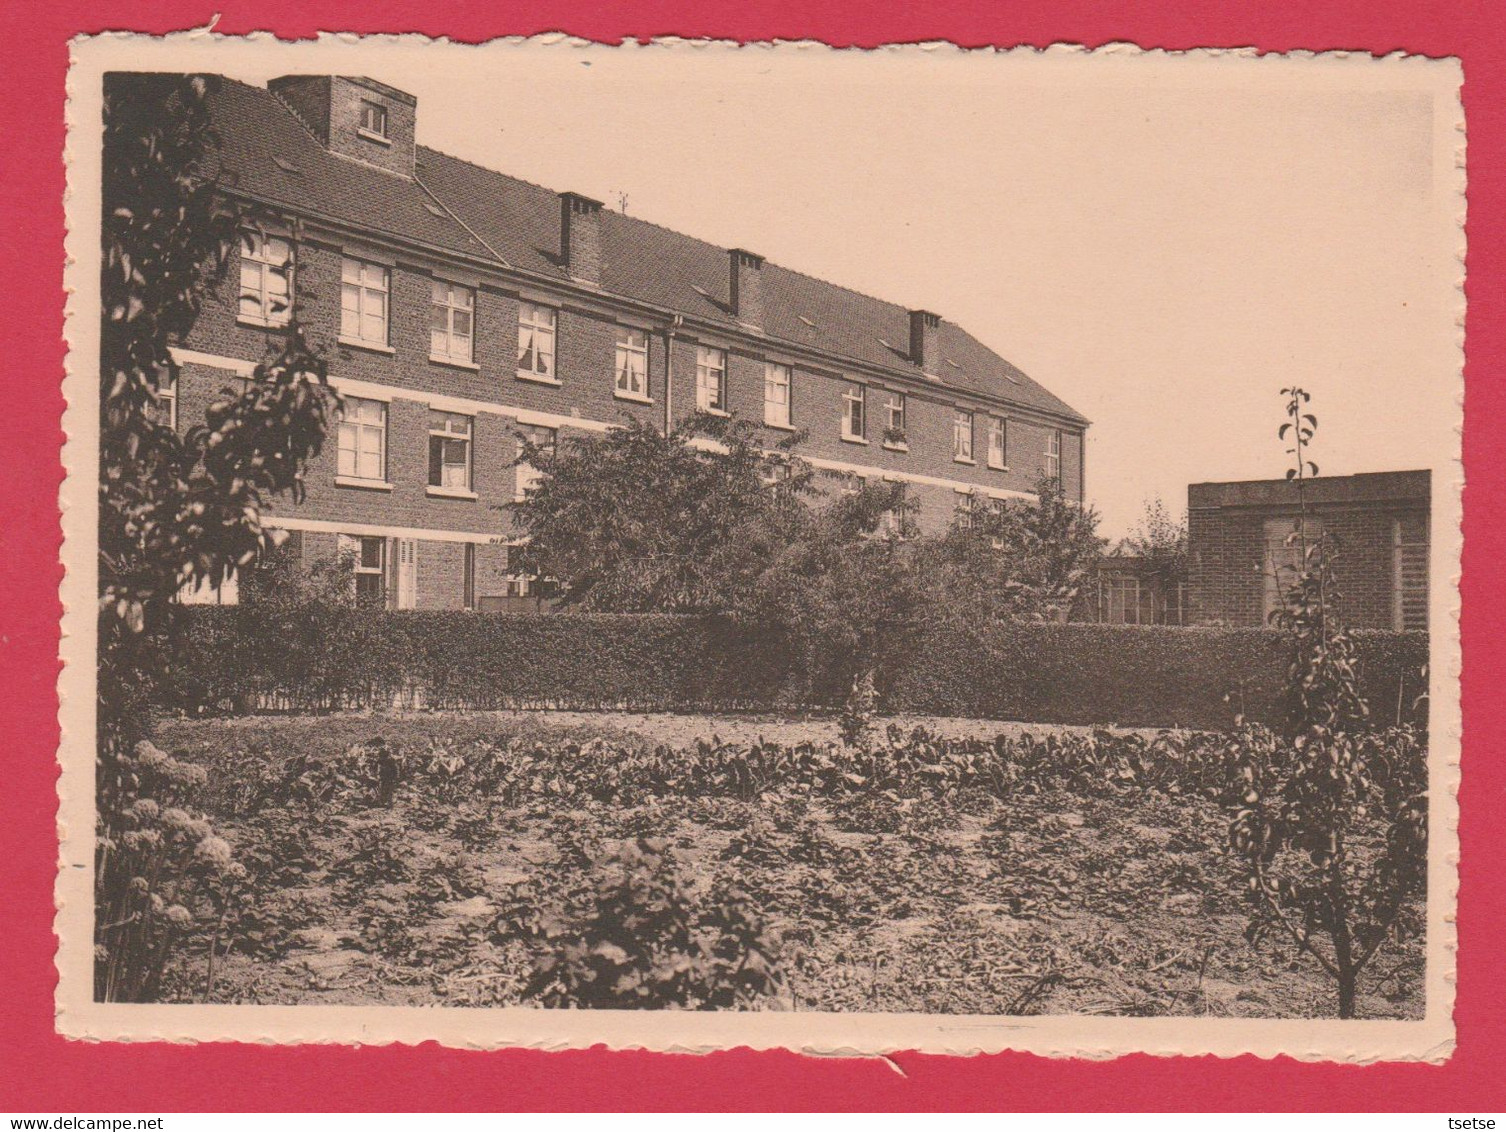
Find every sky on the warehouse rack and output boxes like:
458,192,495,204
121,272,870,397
193,40,1463,538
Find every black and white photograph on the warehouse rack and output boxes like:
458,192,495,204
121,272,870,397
59,35,1462,1058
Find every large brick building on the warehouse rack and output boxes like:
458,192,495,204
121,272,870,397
1187,470,1430,630
170,74,1088,610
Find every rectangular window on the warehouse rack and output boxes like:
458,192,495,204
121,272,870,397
336,397,386,482
883,392,906,445
953,410,974,463
463,543,477,611
151,370,178,432
517,302,557,378
696,346,727,412
430,280,475,363
340,534,388,607
881,482,907,539
615,327,649,398
1393,516,1428,631
428,412,473,491
1102,576,1142,625
955,489,975,530
760,461,793,488
1045,428,1062,480
238,231,293,326
359,100,388,139
842,383,866,441
988,416,1007,469
340,257,389,346
764,362,792,427
514,424,557,502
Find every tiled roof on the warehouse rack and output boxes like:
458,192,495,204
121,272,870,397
211,78,1086,425
209,80,491,260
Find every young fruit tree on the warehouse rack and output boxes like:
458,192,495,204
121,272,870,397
1226,389,1428,1018
97,73,334,1000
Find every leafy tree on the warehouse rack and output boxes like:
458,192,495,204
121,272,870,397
924,475,1105,624
1126,496,1189,623
508,412,810,612
729,479,920,707
97,73,333,1000
1226,389,1427,1018
1127,497,1188,586
239,544,357,608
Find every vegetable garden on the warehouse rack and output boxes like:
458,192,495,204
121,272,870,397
127,711,1427,1018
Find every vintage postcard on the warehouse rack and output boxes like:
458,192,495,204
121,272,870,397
57,32,1463,1060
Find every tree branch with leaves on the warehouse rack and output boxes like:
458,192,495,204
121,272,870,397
96,73,335,1000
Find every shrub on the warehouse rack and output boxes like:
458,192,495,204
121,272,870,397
516,838,784,1009
166,608,1427,731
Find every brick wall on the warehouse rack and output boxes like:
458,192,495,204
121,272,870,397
177,216,1088,600
1188,481,1429,630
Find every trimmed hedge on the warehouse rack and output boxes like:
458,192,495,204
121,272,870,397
168,609,792,715
166,607,1429,730
882,622,1429,730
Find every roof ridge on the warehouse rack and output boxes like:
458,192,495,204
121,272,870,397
419,143,935,320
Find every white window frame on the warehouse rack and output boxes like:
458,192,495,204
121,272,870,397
881,482,907,539
615,327,650,400
841,382,867,442
340,257,390,348
238,230,293,327
953,409,975,463
696,345,728,413
336,396,387,484
763,361,792,428
428,412,473,494
340,534,388,607
1045,428,1062,480
517,302,558,381
514,424,557,503
987,416,1007,469
155,371,178,432
883,392,906,448
955,488,976,529
358,100,389,140
430,280,475,364
1392,517,1428,632
1102,575,1143,625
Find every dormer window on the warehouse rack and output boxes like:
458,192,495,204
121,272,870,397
359,100,389,140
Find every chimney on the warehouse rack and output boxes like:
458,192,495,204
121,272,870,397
909,309,941,374
559,192,604,285
269,75,417,178
729,248,765,328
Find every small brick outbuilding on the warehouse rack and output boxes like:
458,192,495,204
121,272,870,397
1187,470,1430,630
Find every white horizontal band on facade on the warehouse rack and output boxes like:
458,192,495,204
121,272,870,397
169,348,258,377
265,515,503,545
170,348,1035,503
688,436,1035,503
801,453,1036,503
